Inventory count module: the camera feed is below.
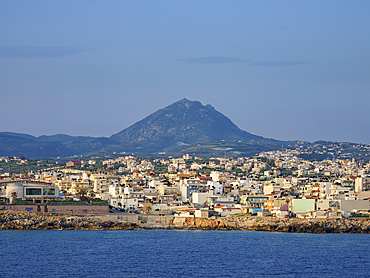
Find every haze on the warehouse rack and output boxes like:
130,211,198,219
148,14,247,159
1,1,369,144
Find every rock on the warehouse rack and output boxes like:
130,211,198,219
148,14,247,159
0,211,139,230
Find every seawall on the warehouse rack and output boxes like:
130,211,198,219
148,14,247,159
1,204,109,214
2,211,370,233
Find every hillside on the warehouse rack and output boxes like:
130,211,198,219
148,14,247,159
109,98,282,154
0,98,289,158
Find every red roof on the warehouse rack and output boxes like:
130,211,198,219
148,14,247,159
178,174,190,178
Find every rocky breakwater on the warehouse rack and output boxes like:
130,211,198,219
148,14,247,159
0,211,138,230
178,216,370,233
224,216,370,233
247,218,370,233
180,218,234,230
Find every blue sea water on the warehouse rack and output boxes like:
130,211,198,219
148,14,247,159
0,230,369,277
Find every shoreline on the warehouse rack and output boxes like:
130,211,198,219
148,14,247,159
0,211,139,230
1,211,370,233
178,216,370,233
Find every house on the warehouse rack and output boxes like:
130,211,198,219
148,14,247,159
265,198,287,212
292,198,316,214
192,191,213,205
66,161,82,167
122,197,139,211
194,209,219,218
158,195,175,204
208,181,223,194
240,195,268,207
206,195,237,207
273,204,289,218
214,205,242,216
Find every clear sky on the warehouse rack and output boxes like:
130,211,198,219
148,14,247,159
1,1,369,144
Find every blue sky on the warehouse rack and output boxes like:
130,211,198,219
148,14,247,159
1,1,369,144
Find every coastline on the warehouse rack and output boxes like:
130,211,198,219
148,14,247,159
0,211,138,230
1,211,370,233
179,216,370,233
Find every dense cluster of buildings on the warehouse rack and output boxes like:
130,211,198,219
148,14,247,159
1,149,370,218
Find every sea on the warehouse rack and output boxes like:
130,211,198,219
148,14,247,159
0,230,369,278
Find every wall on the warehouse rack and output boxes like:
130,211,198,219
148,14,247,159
92,214,175,226
1,204,109,214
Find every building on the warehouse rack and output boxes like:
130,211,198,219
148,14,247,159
66,161,82,167
0,181,60,203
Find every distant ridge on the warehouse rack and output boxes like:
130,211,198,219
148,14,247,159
0,98,288,158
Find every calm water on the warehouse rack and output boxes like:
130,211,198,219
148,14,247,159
0,230,369,277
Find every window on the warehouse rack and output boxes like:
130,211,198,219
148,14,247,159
43,188,56,196
26,188,42,196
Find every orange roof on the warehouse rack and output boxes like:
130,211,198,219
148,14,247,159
222,207,241,210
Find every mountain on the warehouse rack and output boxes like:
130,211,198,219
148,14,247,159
109,98,273,153
111,98,261,143
0,133,65,158
0,98,289,158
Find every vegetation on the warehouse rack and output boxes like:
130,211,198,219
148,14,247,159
0,159,64,175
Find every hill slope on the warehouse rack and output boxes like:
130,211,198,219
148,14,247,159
109,98,272,153
0,98,287,158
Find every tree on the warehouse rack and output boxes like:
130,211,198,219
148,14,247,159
11,192,18,204
78,189,88,202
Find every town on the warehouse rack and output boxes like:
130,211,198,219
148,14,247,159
1,145,370,223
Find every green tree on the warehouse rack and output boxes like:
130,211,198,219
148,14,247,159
78,189,88,202
11,192,18,204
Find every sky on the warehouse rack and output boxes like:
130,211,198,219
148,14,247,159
1,1,370,144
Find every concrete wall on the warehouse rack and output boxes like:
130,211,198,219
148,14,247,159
1,204,109,214
92,214,174,226
48,205,109,214
1,205,39,212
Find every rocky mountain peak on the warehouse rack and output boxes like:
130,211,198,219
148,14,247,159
109,99,262,152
